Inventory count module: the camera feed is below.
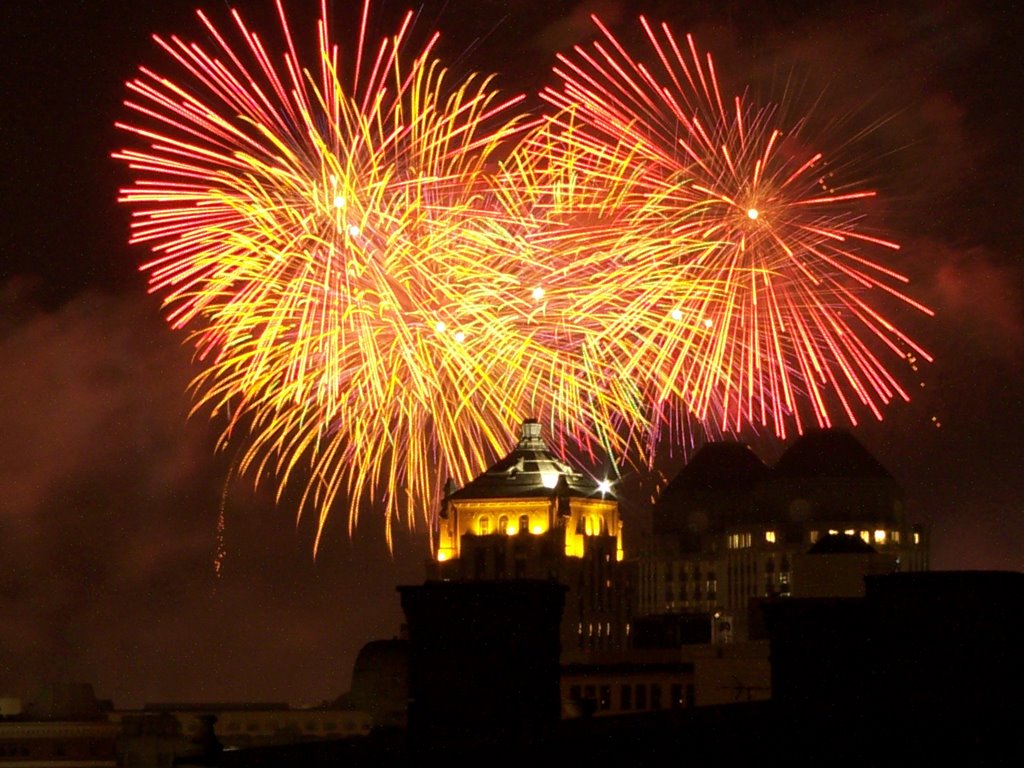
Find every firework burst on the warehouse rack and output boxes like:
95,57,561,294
537,14,933,439
112,0,561,548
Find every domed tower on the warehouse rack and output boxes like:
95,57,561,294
429,419,628,658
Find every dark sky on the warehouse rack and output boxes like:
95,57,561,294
1,0,1021,708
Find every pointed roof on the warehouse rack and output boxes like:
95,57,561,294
446,420,603,501
653,441,770,534
775,429,895,480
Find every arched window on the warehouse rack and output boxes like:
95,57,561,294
499,515,510,535
518,514,529,534
478,515,491,535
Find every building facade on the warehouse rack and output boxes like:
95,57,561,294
428,420,631,660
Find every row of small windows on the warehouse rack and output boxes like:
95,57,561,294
569,682,693,712
475,514,608,536
809,529,915,545
725,528,921,548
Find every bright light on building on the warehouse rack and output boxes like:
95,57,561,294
531,524,543,535
436,551,449,562
541,472,559,489
874,529,887,544
597,479,613,495
765,530,776,543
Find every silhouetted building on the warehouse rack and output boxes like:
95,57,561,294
763,570,1024,762
398,580,566,751
0,684,118,767
643,429,929,639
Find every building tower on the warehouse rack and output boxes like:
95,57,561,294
428,419,631,660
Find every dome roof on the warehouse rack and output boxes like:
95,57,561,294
653,441,769,535
446,420,604,501
775,429,895,480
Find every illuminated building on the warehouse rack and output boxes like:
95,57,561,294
429,419,631,660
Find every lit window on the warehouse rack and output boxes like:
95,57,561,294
478,516,491,535
913,532,921,545
844,529,855,536
892,530,901,543
519,515,529,534
860,531,870,543
874,529,886,544
810,530,819,543
499,516,509,535
765,530,776,543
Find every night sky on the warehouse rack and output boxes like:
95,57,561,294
1,0,1021,709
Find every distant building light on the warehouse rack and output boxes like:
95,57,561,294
531,524,543,535
874,529,886,544
765,530,776,543
541,471,560,489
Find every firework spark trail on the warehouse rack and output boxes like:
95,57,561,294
536,14,933,440
112,0,559,549
115,1,695,549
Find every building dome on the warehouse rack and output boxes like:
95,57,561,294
652,441,770,536
446,419,603,502
760,429,905,527
774,429,896,480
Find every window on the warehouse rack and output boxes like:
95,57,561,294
671,684,683,709
478,515,490,535
765,530,776,543
599,685,611,711
519,514,529,534
499,515,509,535
874,529,887,544
620,684,632,710
636,684,648,710
651,684,663,709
